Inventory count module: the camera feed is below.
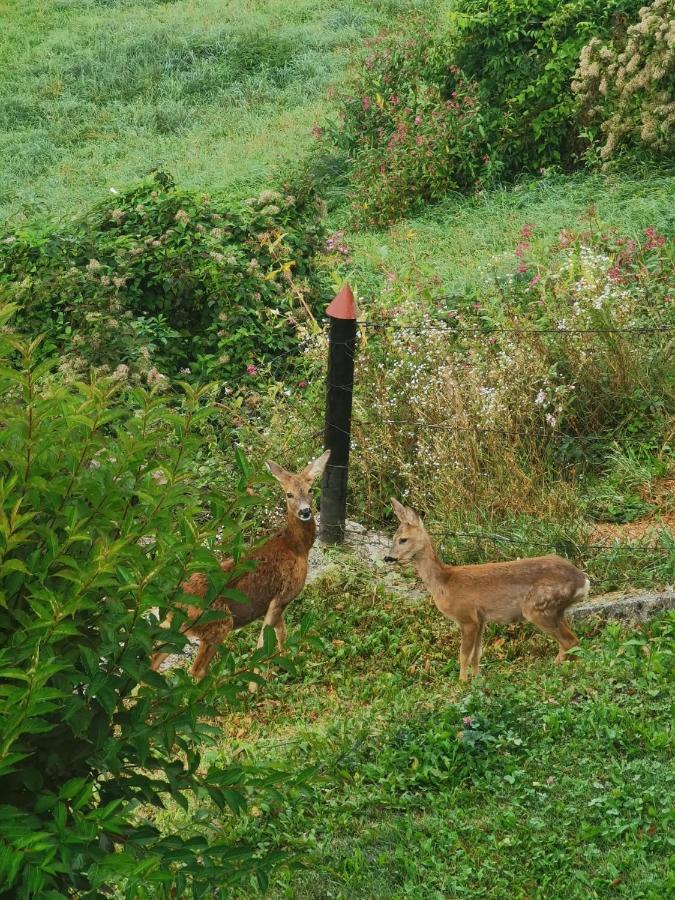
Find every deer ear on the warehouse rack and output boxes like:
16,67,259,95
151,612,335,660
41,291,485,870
405,506,423,526
303,449,330,482
390,497,408,522
266,460,288,482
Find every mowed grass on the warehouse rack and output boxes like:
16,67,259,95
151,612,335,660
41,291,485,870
0,0,428,223
157,562,675,898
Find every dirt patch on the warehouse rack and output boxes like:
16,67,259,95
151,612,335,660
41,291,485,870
590,514,675,546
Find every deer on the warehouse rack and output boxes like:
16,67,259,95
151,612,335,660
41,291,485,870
383,498,590,681
150,450,330,686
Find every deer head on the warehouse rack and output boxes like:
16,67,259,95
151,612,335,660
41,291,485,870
384,497,431,563
266,450,331,522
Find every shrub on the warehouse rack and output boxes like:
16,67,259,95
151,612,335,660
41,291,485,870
0,171,326,380
573,0,675,165
0,312,309,896
450,0,644,176
329,19,491,227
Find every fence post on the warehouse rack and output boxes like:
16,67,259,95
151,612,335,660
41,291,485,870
319,283,358,544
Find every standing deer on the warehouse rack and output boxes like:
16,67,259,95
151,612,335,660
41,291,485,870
384,498,590,680
151,450,330,684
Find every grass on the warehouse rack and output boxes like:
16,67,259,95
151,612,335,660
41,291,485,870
338,167,675,304
157,561,675,897
0,0,433,224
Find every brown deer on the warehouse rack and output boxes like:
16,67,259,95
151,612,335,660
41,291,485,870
384,498,590,680
150,450,330,684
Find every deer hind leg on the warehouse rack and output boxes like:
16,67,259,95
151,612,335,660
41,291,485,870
249,602,284,694
190,641,219,681
470,621,486,677
458,622,480,682
523,584,579,665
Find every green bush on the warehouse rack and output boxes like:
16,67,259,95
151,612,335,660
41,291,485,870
450,0,644,175
573,0,675,165
329,18,491,227
0,312,310,897
0,171,326,380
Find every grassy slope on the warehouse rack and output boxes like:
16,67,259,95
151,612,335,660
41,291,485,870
0,0,427,223
161,564,674,898
341,169,675,303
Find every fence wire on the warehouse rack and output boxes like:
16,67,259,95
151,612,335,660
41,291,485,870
234,312,674,559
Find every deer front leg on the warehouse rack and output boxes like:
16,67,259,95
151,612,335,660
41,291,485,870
249,601,284,694
470,620,486,677
458,622,479,682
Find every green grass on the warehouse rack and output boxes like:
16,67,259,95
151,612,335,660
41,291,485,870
157,562,674,897
0,0,428,223
340,168,675,304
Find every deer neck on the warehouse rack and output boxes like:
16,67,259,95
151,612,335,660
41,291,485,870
283,510,316,555
413,540,448,593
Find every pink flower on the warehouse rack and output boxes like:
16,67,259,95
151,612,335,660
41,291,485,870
520,223,535,239
414,115,422,125
362,96,371,111
529,274,541,286
298,380,308,389
246,364,257,376
516,262,528,274
463,716,475,727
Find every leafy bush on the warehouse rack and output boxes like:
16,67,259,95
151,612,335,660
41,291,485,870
573,0,675,165
328,18,491,227
0,312,309,896
450,0,644,176
0,171,326,380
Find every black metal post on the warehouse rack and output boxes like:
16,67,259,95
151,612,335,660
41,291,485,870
320,284,358,544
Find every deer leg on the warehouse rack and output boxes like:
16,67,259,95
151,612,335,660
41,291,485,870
551,619,579,664
470,621,486,677
459,622,479,682
274,614,287,651
527,612,579,664
190,641,219,681
249,602,283,694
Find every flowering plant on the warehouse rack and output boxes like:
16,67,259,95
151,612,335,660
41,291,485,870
573,0,675,165
329,18,491,227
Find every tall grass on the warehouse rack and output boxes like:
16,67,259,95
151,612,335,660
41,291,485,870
0,0,431,223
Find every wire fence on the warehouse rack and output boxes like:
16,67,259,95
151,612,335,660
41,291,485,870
239,311,674,560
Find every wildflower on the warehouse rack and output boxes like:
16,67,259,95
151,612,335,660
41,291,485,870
87,259,102,271
246,364,257,376
110,209,125,224
88,459,102,470
112,363,130,381
463,716,475,727
146,367,167,386
529,274,541,287
546,413,557,427
520,223,535,239
311,125,324,139
516,262,528,274
174,209,190,224
152,469,168,485
414,115,422,125
535,390,546,405
109,187,119,194
362,96,371,110
298,380,308,389
179,367,192,376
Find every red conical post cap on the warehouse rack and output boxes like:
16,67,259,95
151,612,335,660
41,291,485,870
326,282,358,320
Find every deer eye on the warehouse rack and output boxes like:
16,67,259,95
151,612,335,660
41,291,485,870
399,538,407,544
286,492,294,498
